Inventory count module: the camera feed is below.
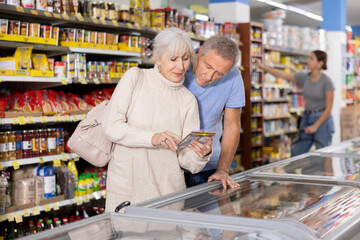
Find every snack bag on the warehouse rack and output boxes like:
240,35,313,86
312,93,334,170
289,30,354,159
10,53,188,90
35,90,55,115
32,54,49,71
68,93,90,110
14,46,33,70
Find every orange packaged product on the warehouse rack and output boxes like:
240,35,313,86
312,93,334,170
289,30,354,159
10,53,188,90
68,93,90,110
65,93,80,111
82,94,97,107
56,91,72,113
35,90,55,115
48,90,63,114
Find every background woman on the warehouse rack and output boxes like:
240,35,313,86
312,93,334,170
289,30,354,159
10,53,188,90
102,28,212,212
255,50,335,156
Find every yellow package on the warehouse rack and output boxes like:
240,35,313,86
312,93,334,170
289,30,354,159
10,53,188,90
32,53,49,71
14,46,33,70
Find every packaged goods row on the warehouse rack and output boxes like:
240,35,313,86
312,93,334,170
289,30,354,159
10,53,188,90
0,87,114,115
0,128,64,161
0,163,107,214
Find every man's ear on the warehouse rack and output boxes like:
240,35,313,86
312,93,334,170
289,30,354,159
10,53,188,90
198,46,202,55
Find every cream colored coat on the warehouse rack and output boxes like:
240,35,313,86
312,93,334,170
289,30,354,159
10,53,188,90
102,66,210,212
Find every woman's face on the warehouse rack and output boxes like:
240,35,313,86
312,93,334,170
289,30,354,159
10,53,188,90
155,49,191,83
306,52,323,71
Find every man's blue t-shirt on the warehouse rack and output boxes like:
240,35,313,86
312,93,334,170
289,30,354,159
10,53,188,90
184,67,245,171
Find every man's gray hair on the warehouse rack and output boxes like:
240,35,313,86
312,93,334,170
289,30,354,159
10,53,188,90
153,27,196,70
200,35,240,70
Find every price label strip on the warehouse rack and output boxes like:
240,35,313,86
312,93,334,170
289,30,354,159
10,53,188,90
61,152,68,161
32,207,40,215
7,213,14,222
12,161,20,170
76,197,83,205
40,116,48,123
83,194,90,203
0,214,5,222
23,209,30,217
53,202,60,211
44,205,51,212
27,116,35,124
53,159,61,167
18,116,26,125
72,115,78,122
61,78,68,85
15,213,23,223
112,20,119,26
39,156,45,164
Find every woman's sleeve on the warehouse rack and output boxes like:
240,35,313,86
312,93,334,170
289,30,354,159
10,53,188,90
102,67,156,147
177,96,211,174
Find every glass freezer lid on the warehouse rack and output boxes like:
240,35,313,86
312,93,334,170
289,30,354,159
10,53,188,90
250,155,360,187
150,179,360,239
317,138,360,157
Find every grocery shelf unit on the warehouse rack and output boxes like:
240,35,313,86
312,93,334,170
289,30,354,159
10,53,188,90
238,22,264,170
262,46,309,161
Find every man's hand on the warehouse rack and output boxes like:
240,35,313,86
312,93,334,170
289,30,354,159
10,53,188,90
208,169,239,188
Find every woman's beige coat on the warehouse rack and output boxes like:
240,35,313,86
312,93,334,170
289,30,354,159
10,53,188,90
102,66,210,212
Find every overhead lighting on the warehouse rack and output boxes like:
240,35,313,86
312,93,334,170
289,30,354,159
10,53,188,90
256,0,323,22
195,14,209,21
265,0,288,10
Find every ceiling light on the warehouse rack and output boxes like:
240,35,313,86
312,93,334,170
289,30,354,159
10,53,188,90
305,12,323,21
265,0,288,10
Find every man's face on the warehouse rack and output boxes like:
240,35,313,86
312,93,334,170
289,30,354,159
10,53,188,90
194,48,233,86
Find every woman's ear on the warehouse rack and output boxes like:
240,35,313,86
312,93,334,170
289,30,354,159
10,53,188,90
153,52,160,65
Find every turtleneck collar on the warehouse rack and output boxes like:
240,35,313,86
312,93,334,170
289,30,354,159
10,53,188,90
153,64,184,89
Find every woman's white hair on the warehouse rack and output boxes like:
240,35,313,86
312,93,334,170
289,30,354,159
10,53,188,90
153,27,196,70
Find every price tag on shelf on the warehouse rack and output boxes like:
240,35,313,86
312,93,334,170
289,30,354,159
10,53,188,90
44,205,51,212
27,116,34,124
12,161,20,170
53,159,61,167
54,115,61,122
23,209,30,217
76,14,85,22
61,78,68,85
53,13,61,19
61,152,68,161
53,202,60,211
63,14,70,20
18,116,26,125
39,156,45,164
79,78,87,84
40,116,48,123
72,115,78,122
93,78,100,84
74,156,80,162
0,78,2,82
12,118,19,125
32,207,40,215
81,114,86,120
103,190,106,199
112,20,119,26
93,191,100,200
75,197,83,205
83,194,90,203
92,17,99,24
134,23,141,30
0,214,5,222
100,19,107,25
31,10,38,15
152,27,157,32
126,23,133,29
15,213,23,223
0,162,3,171
7,213,14,222
62,115,70,121
44,12,52,17
15,5,24,12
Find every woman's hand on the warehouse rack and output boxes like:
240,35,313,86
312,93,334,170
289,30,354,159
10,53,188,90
189,137,212,158
152,131,182,152
304,125,318,134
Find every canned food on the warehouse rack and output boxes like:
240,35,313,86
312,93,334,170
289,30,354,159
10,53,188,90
116,62,123,73
0,19,8,34
20,22,29,36
131,35,138,47
97,32,105,44
29,23,40,37
108,61,116,72
8,21,20,35
90,31,97,44
41,25,52,38
119,35,130,45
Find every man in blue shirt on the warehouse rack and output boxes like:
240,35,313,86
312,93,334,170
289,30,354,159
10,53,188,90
184,35,245,188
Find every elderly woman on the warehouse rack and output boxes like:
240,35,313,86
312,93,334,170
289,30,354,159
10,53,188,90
102,27,213,212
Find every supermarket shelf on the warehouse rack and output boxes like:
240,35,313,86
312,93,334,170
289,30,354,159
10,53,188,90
263,83,290,89
263,114,291,120
251,114,263,118
1,190,106,222
264,98,289,103
0,41,68,56
0,113,87,125
251,38,262,43
0,153,79,169
264,45,310,56
264,129,299,137
289,107,304,114
0,76,71,83
69,47,141,57
269,63,297,71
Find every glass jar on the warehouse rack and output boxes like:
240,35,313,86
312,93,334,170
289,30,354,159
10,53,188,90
47,128,57,155
22,130,32,158
15,130,23,159
56,128,64,154
92,1,100,18
8,131,16,160
39,129,48,156
99,1,106,19
129,8,136,24
108,3,116,20
118,4,129,23
0,132,8,161
31,130,39,157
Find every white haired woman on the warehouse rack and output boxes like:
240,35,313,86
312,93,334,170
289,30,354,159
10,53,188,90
102,27,213,212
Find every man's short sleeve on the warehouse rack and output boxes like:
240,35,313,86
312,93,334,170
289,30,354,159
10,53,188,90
225,67,245,108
